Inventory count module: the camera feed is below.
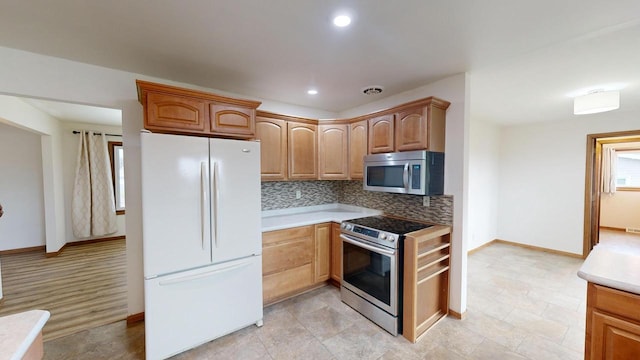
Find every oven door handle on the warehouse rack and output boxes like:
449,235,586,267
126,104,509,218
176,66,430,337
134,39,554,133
340,234,396,256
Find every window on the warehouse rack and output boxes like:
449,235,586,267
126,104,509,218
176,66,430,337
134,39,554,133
108,141,125,213
616,149,640,191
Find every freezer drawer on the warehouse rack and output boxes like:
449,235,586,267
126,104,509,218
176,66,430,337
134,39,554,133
144,256,263,360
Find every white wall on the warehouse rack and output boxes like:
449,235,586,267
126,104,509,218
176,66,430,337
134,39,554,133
0,122,45,250
0,46,341,317
497,111,640,255
468,119,501,250
339,73,470,315
601,191,640,230
60,122,126,242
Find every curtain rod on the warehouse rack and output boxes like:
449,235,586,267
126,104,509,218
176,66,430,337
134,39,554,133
72,130,122,137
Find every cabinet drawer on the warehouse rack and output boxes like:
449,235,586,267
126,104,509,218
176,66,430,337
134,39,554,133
263,226,313,246
263,263,314,303
262,237,313,275
591,283,640,323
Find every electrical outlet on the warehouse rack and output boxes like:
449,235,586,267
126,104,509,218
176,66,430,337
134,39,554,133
423,196,430,207
295,190,302,199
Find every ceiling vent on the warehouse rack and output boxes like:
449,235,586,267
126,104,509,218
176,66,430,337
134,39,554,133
362,86,384,95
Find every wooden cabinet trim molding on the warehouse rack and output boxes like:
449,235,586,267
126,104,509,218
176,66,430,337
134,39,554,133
256,110,317,125
137,80,261,109
256,97,450,127
349,97,451,124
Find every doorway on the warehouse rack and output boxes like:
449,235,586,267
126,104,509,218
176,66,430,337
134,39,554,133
583,130,640,257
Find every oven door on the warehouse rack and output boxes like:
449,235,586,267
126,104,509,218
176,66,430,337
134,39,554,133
340,233,398,315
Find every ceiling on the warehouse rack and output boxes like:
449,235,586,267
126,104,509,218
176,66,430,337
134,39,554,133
1,1,639,125
21,98,122,126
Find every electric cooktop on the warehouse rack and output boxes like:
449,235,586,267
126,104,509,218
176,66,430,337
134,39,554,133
345,216,432,236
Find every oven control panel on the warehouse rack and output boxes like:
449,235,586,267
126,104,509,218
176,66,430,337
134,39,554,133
341,223,397,247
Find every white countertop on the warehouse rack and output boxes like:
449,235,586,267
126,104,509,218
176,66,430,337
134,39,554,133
578,241,640,295
262,203,382,232
0,309,50,360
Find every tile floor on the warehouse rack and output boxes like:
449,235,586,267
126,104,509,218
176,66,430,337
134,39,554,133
43,242,591,360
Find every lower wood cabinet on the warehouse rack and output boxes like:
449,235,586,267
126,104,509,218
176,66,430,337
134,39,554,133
330,222,342,285
585,282,640,359
403,225,451,343
314,223,331,282
262,226,314,305
262,223,333,306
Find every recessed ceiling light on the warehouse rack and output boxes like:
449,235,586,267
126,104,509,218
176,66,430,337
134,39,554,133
333,15,351,27
307,89,318,95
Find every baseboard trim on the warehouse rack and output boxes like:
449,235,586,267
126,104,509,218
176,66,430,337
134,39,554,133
127,312,145,325
449,309,466,320
467,240,497,255
493,239,583,259
44,235,126,257
599,226,627,232
0,245,46,256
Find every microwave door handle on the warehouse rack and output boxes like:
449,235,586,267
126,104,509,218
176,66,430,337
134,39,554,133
403,163,409,189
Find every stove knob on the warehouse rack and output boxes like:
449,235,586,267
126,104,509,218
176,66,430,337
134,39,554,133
380,233,387,240
340,223,346,229
388,235,396,242
345,224,353,231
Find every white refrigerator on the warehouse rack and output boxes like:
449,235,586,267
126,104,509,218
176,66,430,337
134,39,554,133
141,132,263,360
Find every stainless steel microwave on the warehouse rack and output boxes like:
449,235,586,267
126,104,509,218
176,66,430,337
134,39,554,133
363,150,444,195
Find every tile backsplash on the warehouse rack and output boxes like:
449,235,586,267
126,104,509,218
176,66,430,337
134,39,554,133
261,181,340,210
261,180,453,225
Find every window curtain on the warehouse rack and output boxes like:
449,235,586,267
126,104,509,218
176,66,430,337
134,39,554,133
71,131,118,238
601,144,617,195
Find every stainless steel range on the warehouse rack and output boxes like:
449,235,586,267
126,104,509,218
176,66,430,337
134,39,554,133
340,216,432,335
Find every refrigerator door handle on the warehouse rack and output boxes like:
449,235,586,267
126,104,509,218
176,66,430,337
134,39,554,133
158,259,254,286
211,161,220,249
200,161,207,250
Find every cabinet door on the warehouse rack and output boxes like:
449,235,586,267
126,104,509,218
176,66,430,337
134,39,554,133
330,222,342,284
591,310,640,359
318,124,348,180
209,104,255,138
288,122,318,180
145,92,206,133
349,120,367,179
395,106,427,152
314,223,331,283
368,114,394,154
256,117,287,180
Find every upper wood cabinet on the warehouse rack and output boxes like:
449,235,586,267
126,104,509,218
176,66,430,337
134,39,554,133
255,116,287,181
366,98,450,154
368,114,395,154
395,106,427,152
288,122,318,180
144,92,207,133
395,103,447,153
318,124,349,180
209,104,255,138
137,80,261,139
349,120,368,179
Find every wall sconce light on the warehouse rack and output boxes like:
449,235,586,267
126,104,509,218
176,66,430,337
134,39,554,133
573,90,620,115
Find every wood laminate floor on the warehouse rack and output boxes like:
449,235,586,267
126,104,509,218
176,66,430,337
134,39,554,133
0,239,127,341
